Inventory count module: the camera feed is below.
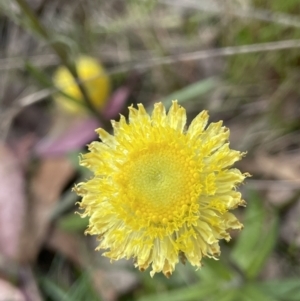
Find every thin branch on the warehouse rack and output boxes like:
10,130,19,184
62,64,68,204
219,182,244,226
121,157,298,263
11,39,300,108
124,39,300,70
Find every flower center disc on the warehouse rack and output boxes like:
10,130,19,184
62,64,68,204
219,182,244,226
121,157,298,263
117,142,201,229
133,152,183,205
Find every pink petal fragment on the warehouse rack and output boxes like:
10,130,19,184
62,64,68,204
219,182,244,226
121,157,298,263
34,118,100,157
0,279,25,301
104,86,130,119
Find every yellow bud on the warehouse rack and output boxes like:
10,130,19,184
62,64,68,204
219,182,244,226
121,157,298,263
53,55,110,114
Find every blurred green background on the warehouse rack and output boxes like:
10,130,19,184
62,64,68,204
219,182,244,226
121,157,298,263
0,0,300,301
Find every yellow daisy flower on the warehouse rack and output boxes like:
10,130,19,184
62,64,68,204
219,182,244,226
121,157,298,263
75,101,248,277
53,55,110,114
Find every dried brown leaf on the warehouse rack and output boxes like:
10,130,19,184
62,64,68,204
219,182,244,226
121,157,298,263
280,198,300,247
253,151,300,181
0,142,26,261
46,227,84,266
20,157,75,262
242,151,300,206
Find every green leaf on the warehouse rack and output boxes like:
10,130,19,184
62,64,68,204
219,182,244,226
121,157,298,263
207,289,239,301
157,77,218,108
67,272,100,301
138,282,216,301
241,284,277,301
198,258,234,282
231,191,278,279
39,276,72,301
57,212,89,232
247,214,278,279
40,272,100,301
260,278,300,301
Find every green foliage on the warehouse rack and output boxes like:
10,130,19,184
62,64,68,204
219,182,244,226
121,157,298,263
260,278,300,300
231,191,279,280
40,271,100,301
138,283,216,301
254,0,300,12
224,0,300,83
57,213,89,233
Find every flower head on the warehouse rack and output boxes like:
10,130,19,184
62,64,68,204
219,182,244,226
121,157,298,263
53,55,110,114
75,101,247,277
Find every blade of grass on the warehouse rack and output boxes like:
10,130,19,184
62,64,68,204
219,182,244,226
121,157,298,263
39,276,71,301
157,77,218,108
246,212,278,279
67,271,100,301
231,191,265,271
